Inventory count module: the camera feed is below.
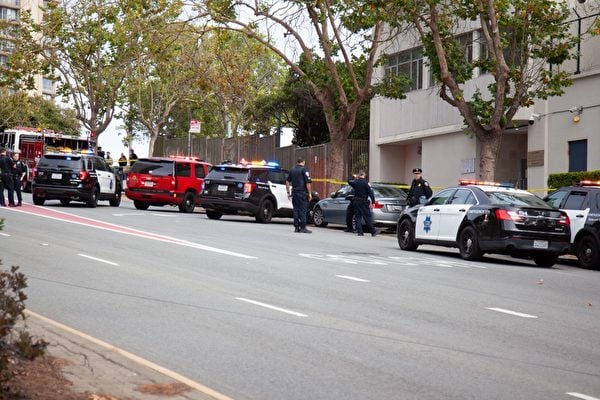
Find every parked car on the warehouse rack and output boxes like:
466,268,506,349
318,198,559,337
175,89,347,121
397,180,571,267
32,152,122,207
543,181,600,269
312,183,407,229
125,156,211,213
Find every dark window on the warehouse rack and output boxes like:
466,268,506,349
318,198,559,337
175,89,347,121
37,155,82,169
130,160,174,176
429,189,455,205
569,140,587,172
485,191,550,207
268,170,286,184
94,157,107,171
372,185,407,200
385,47,424,91
544,190,567,208
564,192,588,209
206,166,249,181
194,164,206,178
175,162,191,177
449,189,475,205
250,169,269,182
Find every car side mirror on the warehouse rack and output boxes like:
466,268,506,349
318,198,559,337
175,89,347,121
330,192,337,198
419,196,428,205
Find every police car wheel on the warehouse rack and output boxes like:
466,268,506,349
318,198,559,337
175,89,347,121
312,206,328,227
109,189,121,207
532,253,558,268
87,187,99,208
206,210,223,220
458,226,483,260
32,195,45,206
179,191,196,213
60,199,70,206
255,199,274,223
397,219,418,251
576,235,600,270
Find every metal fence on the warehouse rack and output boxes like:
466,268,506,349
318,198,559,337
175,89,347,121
154,135,369,197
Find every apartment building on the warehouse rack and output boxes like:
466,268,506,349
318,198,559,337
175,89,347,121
0,0,55,98
369,1,600,193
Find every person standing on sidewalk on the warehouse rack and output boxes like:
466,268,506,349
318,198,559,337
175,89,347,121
286,157,313,233
348,171,377,236
407,167,432,207
12,151,27,206
0,149,15,207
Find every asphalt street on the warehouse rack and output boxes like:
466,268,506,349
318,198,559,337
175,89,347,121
1,193,599,400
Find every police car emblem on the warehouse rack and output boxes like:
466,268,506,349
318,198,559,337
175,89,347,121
424,216,432,233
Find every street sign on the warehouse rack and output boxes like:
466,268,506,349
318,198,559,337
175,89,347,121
189,120,202,134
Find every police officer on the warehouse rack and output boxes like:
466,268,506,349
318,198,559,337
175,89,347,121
407,167,432,207
344,174,357,233
12,151,27,206
286,157,312,233
348,171,377,236
118,152,128,167
0,149,15,207
129,149,138,166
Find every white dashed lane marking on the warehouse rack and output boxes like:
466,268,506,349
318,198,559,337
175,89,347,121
336,275,370,282
236,297,308,317
77,254,119,266
566,393,600,400
486,307,538,319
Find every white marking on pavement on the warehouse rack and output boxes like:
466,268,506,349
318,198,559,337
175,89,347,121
336,275,370,282
486,307,538,318
77,253,119,266
24,310,235,400
236,297,308,317
112,213,147,216
151,213,177,217
566,393,600,400
0,232,10,237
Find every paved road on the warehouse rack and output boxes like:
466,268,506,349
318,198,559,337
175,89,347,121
1,194,599,400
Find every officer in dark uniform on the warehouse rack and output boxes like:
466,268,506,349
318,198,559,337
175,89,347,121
286,157,312,233
344,174,357,232
12,151,27,206
407,167,432,207
0,149,15,207
348,171,377,236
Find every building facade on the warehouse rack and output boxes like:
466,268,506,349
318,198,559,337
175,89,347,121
369,1,600,193
0,0,56,99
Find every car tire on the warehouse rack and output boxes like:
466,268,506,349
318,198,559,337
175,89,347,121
86,187,99,208
255,199,274,223
312,206,328,227
458,226,483,260
397,219,418,250
576,235,600,270
109,188,121,207
134,200,150,210
206,210,223,220
307,200,318,225
32,195,44,206
60,199,70,206
179,191,196,213
532,253,558,268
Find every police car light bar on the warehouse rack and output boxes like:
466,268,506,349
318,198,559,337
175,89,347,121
579,180,600,186
459,179,513,188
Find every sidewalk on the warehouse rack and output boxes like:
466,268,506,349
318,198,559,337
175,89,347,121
22,310,233,400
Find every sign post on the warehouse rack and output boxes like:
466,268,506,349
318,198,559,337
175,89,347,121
188,120,201,157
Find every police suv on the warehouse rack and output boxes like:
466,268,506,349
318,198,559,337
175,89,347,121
544,181,600,269
32,152,122,207
200,159,319,223
397,180,571,267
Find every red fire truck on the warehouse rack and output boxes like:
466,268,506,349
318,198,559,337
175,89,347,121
0,126,93,191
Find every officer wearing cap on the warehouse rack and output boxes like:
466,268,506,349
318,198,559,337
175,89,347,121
407,167,432,207
12,150,27,206
286,157,312,233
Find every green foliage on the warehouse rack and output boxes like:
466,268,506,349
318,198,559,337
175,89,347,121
548,170,600,189
0,260,47,389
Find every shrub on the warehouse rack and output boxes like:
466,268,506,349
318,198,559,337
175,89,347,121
548,170,600,189
0,218,47,391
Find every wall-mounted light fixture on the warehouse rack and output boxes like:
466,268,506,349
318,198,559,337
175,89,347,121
569,106,583,123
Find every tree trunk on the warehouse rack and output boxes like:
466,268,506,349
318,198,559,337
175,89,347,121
478,131,502,181
148,129,159,157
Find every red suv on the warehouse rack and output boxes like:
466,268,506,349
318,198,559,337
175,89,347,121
125,156,211,213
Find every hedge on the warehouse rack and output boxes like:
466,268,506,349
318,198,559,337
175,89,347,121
547,170,600,189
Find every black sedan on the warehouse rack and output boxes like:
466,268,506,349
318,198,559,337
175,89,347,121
312,183,407,229
397,180,571,267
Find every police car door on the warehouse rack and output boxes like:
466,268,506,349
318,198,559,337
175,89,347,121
94,157,115,194
415,189,455,240
269,170,292,211
561,190,591,243
437,189,477,241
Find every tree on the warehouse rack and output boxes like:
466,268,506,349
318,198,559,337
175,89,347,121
195,0,392,182
388,0,576,180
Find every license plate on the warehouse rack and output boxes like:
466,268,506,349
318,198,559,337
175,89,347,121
218,185,228,192
533,240,548,249
51,173,62,180
144,181,154,187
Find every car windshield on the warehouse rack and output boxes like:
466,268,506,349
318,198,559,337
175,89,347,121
372,185,407,199
207,166,249,180
37,155,82,169
485,191,550,207
130,160,174,176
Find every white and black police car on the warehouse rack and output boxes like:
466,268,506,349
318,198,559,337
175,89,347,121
199,159,319,223
544,180,600,269
397,180,571,267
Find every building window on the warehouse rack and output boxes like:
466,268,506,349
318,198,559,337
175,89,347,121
42,77,54,91
568,139,587,172
385,47,424,91
0,7,18,21
0,54,8,65
0,39,15,53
